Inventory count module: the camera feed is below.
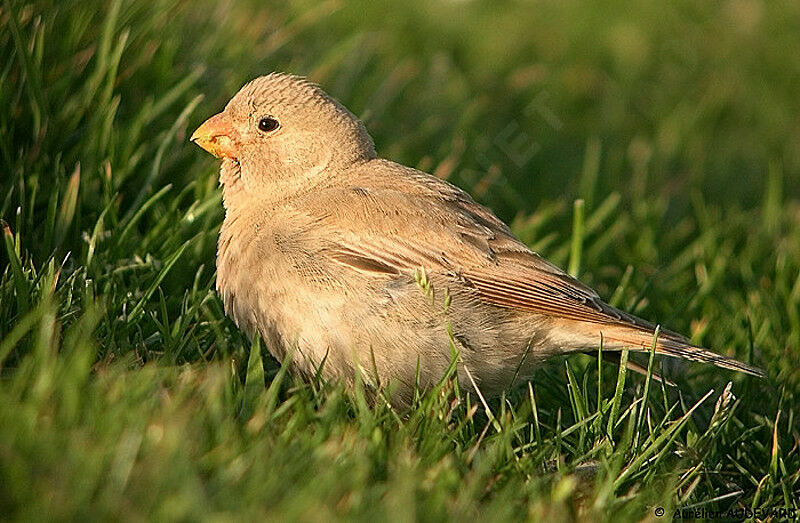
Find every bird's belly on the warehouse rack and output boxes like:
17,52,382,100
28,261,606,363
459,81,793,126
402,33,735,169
216,233,551,402
218,256,356,381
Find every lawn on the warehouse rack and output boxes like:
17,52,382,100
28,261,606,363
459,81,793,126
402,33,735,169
1,0,799,520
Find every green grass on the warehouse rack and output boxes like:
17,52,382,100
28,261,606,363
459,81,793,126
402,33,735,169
2,0,799,519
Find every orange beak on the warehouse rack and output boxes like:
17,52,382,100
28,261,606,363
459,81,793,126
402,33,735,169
190,112,240,159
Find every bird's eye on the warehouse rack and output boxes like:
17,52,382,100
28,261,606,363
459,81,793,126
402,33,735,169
258,116,280,133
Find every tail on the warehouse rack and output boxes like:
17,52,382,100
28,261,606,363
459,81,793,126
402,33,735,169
566,321,766,378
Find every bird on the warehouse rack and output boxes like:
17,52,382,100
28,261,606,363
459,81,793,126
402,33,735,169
190,72,764,406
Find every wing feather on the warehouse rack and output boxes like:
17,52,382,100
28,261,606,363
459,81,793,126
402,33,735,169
299,161,765,377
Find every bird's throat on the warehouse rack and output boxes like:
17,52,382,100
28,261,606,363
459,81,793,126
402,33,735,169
219,159,245,210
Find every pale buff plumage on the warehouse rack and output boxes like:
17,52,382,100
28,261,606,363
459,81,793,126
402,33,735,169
191,73,764,405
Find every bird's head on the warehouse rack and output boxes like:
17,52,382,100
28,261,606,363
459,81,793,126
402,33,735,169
191,73,375,198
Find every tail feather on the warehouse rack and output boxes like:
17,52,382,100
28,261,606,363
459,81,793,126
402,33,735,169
597,324,766,378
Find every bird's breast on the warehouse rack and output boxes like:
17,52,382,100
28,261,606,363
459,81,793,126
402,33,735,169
215,210,359,371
